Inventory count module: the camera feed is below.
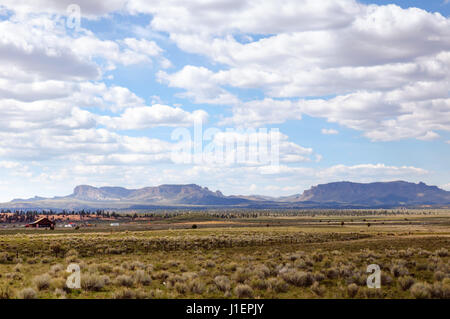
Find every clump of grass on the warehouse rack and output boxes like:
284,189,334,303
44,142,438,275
310,282,325,297
234,284,254,298
224,262,237,272
98,263,113,273
281,270,314,287
134,270,152,286
267,278,289,293
347,283,359,298
49,264,64,276
114,288,136,299
390,264,409,277
398,276,415,291
0,252,10,264
17,288,37,299
129,261,146,271
13,263,22,273
434,271,445,282
361,287,384,299
326,267,339,279
233,268,251,284
250,278,268,290
153,271,170,281
381,273,393,286
435,248,448,257
50,278,67,290
0,285,13,299
81,274,110,291
33,274,51,291
214,275,231,292
187,279,205,294
116,274,135,287
54,288,66,299
410,283,431,299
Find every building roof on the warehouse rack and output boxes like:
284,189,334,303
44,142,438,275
28,217,55,225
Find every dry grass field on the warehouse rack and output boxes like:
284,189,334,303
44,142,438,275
0,210,449,299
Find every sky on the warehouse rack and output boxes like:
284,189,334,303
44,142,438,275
0,0,449,201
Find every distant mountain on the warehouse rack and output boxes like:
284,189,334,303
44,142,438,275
2,181,450,210
68,184,250,205
285,181,450,206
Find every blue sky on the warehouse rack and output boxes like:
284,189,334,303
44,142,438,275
0,0,449,201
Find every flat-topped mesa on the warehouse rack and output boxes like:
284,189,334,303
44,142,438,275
4,181,450,209
293,181,450,205
68,184,242,205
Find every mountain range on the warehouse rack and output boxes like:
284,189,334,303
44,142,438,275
3,181,450,210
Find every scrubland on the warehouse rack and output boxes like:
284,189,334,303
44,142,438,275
0,210,448,299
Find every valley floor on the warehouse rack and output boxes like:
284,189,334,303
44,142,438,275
0,210,449,299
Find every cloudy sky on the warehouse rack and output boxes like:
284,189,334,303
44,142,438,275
0,0,449,201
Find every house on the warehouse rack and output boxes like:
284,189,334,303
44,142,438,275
26,217,55,229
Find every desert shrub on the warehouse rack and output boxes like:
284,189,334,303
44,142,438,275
98,263,113,273
233,268,250,283
187,279,205,294
381,273,393,286
114,288,136,299
234,284,254,298
398,276,415,291
214,276,231,292
65,249,79,258
390,265,409,277
434,271,446,282
17,288,37,299
33,274,51,291
116,274,135,287
13,263,22,273
174,282,188,294
254,264,271,279
313,272,325,282
326,267,339,279
281,270,314,287
54,288,66,299
347,283,359,298
361,287,384,299
224,262,238,272
267,278,289,293
50,264,64,276
250,278,268,290
127,261,145,271
410,283,431,299
153,271,170,281
310,282,325,297
416,263,428,271
81,274,109,291
134,270,152,286
348,273,366,286
0,285,13,299
5,272,22,280
167,274,185,288
0,252,10,264
339,265,353,278
50,278,67,290
27,257,38,265
312,252,324,262
435,248,448,257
